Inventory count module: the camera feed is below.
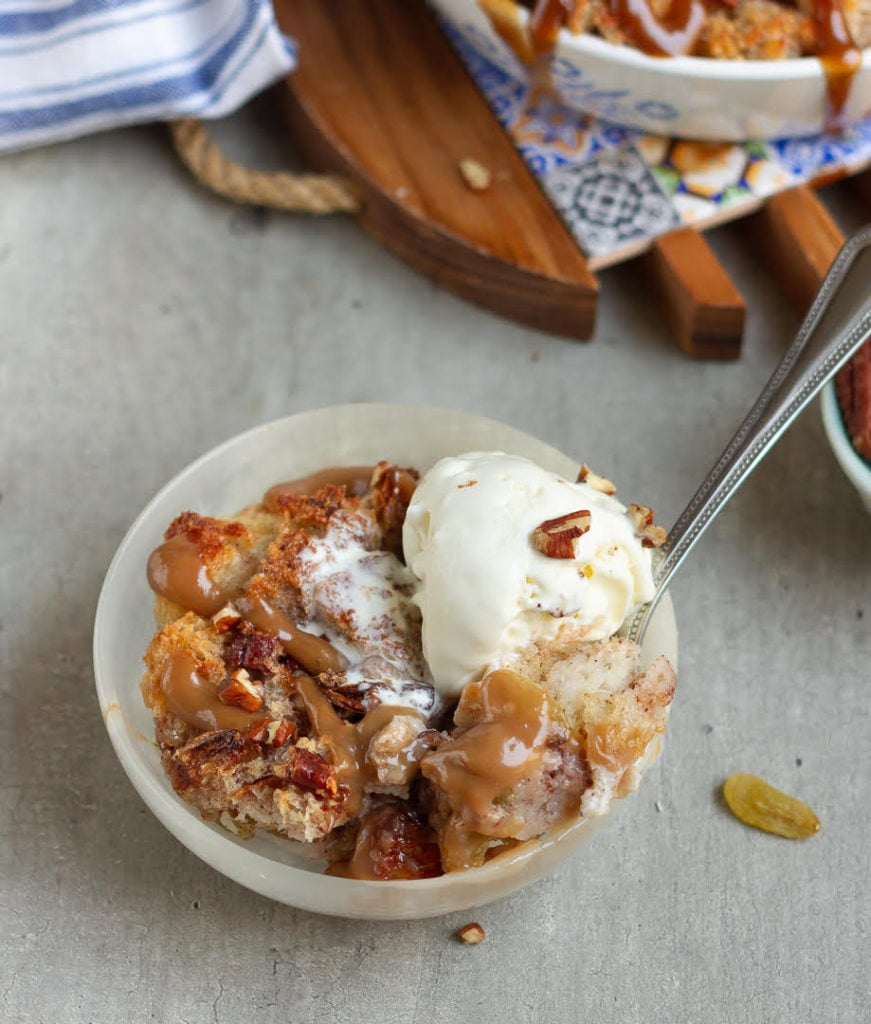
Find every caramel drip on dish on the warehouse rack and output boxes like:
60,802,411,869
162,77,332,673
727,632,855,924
235,595,348,676
263,466,375,509
477,0,537,63
813,0,862,123
146,534,234,618
609,0,705,56
160,650,256,732
529,0,570,55
295,675,424,816
421,668,551,825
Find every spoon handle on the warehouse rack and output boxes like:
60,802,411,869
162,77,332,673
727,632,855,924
629,224,871,643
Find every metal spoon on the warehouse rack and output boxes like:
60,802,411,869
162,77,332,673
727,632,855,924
628,224,871,645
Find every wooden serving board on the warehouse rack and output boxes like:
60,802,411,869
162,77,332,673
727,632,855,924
273,0,868,357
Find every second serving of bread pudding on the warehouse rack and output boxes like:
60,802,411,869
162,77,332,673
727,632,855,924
141,453,675,879
509,0,871,58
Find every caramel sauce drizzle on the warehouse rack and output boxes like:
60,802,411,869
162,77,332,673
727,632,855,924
813,0,862,122
147,467,383,676
528,0,571,55
146,534,234,618
609,0,705,56
235,594,348,676
295,675,425,817
486,0,705,60
147,467,377,617
488,0,866,100
160,650,256,732
422,670,550,819
263,466,375,510
150,463,431,865
420,670,556,870
160,656,426,821
478,0,538,63
147,542,348,678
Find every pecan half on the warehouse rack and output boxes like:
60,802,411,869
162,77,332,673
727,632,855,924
323,686,367,716
532,510,592,559
245,717,296,747
626,504,667,549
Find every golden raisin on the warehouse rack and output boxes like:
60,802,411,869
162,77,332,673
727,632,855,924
723,773,820,839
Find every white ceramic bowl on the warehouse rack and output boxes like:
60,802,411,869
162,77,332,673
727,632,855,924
93,404,678,920
432,0,871,140
821,382,871,513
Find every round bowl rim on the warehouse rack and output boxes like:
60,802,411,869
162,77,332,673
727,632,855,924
556,29,871,82
93,402,679,919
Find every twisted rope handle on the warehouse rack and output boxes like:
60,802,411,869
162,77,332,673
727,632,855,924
169,118,362,215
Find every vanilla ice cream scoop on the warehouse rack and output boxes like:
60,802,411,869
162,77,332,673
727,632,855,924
402,451,656,697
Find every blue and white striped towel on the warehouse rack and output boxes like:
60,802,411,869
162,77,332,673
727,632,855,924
0,0,296,153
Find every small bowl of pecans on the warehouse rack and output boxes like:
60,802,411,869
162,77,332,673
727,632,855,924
821,345,871,514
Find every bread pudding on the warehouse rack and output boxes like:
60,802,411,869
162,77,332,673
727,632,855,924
141,457,676,879
506,0,870,58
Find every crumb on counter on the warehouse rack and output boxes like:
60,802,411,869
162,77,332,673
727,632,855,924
456,922,486,944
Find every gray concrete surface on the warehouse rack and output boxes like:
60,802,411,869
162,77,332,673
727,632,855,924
1,99,868,1024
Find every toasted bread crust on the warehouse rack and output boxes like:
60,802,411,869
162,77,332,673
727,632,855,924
142,474,433,848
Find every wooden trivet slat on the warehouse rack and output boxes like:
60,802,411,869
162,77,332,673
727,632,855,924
269,0,863,355
745,185,845,314
273,0,598,339
643,227,746,359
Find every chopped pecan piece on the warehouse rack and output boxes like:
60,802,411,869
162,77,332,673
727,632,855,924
227,629,283,674
532,510,592,559
212,604,242,633
626,504,667,549
324,687,367,715
286,747,338,795
218,668,264,712
577,464,617,495
456,922,486,944
318,675,368,715
245,717,296,747
368,462,420,555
